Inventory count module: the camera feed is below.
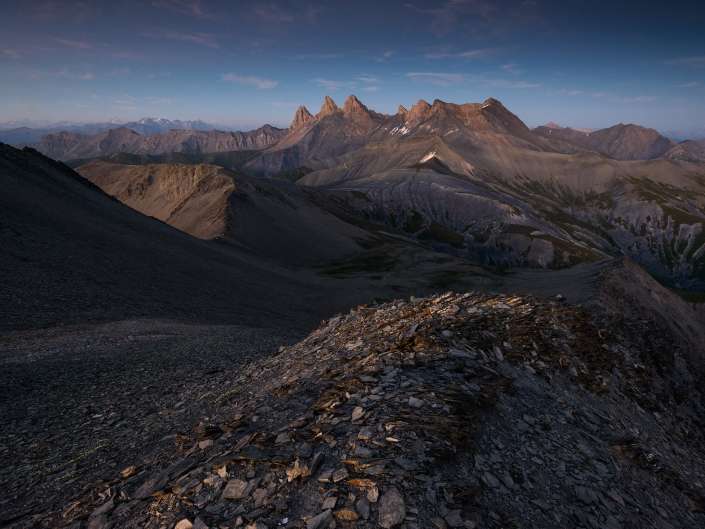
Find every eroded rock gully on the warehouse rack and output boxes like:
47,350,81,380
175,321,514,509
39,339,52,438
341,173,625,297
7,292,705,528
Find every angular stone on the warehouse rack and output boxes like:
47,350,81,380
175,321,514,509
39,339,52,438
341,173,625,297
354,444,374,458
575,486,599,505
287,452,324,482
175,520,194,529
333,508,359,521
306,509,333,529
332,467,349,482
445,509,465,528
356,498,371,519
87,515,110,529
358,427,375,440
498,472,515,489
367,487,379,503
408,396,424,408
90,500,115,519
222,479,248,500
318,469,334,482
199,440,214,450
322,496,337,510
530,499,551,512
275,432,290,444
352,407,365,421
394,456,417,471
133,473,169,499
378,487,406,528
492,346,504,361
592,460,609,478
193,518,208,529
349,478,377,488
481,472,500,489
430,516,447,529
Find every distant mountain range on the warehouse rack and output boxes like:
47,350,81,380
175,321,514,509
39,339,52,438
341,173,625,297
23,124,287,161
0,117,236,144
16,94,705,290
532,122,705,163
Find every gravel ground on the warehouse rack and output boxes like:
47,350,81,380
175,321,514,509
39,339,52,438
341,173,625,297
0,319,303,526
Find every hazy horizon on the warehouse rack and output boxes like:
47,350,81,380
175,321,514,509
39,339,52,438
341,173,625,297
1,0,704,132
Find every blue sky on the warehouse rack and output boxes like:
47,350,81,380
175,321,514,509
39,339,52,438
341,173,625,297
1,0,704,132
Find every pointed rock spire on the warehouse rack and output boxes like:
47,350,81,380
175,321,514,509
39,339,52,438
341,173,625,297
290,105,315,129
316,96,340,119
407,99,432,122
398,105,407,115
343,94,371,118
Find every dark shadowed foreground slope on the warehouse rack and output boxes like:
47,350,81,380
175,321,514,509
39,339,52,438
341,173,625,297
0,144,376,333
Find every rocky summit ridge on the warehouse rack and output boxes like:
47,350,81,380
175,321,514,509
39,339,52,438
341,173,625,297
37,290,705,529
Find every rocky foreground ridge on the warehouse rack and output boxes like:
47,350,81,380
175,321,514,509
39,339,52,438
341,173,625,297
23,291,705,529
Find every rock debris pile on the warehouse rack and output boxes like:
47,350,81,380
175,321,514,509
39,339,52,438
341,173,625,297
46,292,705,528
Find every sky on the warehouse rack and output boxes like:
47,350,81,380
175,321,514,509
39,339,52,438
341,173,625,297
1,0,704,133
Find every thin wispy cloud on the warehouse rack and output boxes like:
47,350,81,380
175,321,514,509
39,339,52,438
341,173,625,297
677,82,698,88
56,67,94,80
0,49,21,59
152,0,215,19
144,30,219,49
406,72,465,87
590,92,661,104
665,56,705,69
555,89,584,96
356,77,380,83
424,48,498,60
500,61,522,75
311,78,355,90
105,67,131,77
407,72,541,89
250,3,323,31
362,86,380,92
406,0,538,38
376,51,394,62
268,101,300,108
293,53,341,60
31,1,100,23
222,73,278,89
54,38,92,49
145,96,185,104
487,80,540,89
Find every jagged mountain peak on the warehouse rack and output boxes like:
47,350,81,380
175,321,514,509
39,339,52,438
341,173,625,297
398,105,407,114
316,96,341,119
343,94,371,117
290,105,315,129
542,122,563,129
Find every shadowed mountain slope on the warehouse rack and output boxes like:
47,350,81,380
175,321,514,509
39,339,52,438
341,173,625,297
299,135,705,288
76,161,372,265
534,122,679,160
0,144,412,333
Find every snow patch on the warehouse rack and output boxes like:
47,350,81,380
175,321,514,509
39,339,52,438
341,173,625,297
390,125,411,135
